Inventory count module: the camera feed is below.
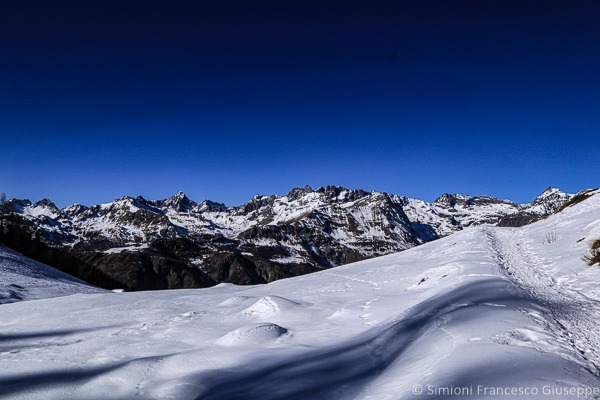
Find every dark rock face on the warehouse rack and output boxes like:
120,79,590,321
0,186,571,291
79,251,216,291
153,192,198,213
497,212,544,227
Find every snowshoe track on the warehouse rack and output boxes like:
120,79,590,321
485,226,600,376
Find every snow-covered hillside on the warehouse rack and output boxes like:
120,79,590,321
0,190,598,399
0,246,105,304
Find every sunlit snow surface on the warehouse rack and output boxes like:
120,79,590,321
1,191,600,399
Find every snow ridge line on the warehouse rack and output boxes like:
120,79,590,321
484,226,600,378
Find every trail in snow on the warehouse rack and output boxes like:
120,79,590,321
485,226,600,376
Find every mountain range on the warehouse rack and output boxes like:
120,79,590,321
0,186,572,290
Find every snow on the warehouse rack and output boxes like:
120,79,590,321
1,191,600,398
22,205,58,219
214,323,289,347
0,246,105,304
270,254,307,264
103,244,149,254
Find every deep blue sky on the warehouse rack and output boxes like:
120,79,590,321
1,1,599,207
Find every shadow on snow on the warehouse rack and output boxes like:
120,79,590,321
193,278,541,400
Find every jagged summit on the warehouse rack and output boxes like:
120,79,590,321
197,199,227,212
33,198,58,209
433,193,511,208
434,193,469,207
114,195,137,203
284,185,371,203
286,185,314,200
530,186,572,214
158,191,197,212
61,203,88,216
534,186,563,200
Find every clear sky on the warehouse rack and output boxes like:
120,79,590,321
1,0,599,207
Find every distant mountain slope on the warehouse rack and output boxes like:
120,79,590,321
0,245,105,304
0,186,572,290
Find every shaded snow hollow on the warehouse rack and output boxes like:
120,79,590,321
1,190,600,399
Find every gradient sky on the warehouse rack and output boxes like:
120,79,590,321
1,0,599,207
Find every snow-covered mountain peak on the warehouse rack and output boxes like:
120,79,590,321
317,186,369,202
281,186,373,207
2,198,32,214
61,203,88,215
165,191,189,202
33,198,58,209
109,195,151,212
285,185,315,201
114,195,136,203
20,198,61,219
433,193,512,208
529,186,571,214
196,199,228,212
105,195,147,212
433,193,471,207
159,191,197,212
369,189,386,198
537,186,568,197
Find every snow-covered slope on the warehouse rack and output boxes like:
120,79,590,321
0,190,598,399
0,186,572,289
0,245,105,304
